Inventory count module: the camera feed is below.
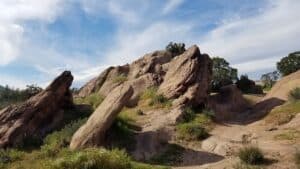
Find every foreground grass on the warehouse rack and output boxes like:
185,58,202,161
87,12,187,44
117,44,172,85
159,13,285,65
0,148,168,169
265,101,300,125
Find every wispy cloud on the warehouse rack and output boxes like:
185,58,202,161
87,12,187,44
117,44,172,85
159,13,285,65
163,0,185,14
200,0,300,75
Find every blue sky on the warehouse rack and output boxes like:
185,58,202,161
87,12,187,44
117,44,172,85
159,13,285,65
0,0,299,88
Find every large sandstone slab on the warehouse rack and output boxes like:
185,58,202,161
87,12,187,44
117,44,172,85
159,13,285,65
0,71,73,148
158,45,212,106
70,84,134,149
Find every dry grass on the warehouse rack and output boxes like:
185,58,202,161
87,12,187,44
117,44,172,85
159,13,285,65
274,129,300,141
265,101,300,125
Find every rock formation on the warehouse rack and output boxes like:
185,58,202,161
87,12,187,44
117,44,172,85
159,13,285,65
70,84,134,149
71,45,213,156
158,45,212,107
0,71,73,148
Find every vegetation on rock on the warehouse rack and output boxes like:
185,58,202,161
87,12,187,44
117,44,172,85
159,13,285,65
165,42,186,57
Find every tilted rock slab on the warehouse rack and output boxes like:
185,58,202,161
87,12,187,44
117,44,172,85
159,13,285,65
0,71,73,148
158,45,212,106
70,84,134,149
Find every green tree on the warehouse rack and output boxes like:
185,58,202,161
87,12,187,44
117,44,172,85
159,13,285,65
211,57,238,92
260,71,279,89
166,42,186,57
236,75,263,94
277,51,300,76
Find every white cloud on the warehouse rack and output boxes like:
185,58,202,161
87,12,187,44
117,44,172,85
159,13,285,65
200,0,300,75
0,0,65,65
163,0,184,14
105,22,193,65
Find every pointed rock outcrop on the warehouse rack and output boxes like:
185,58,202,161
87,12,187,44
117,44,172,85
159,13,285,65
158,45,212,106
0,71,73,148
70,84,134,149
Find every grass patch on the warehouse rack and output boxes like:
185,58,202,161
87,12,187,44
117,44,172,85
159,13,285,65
40,118,87,157
265,101,300,125
74,93,104,110
274,129,300,141
176,107,214,141
150,144,184,166
238,146,264,165
177,123,209,141
112,74,128,84
289,87,300,102
0,149,25,164
141,87,172,109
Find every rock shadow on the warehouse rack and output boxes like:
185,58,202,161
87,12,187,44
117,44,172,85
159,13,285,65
225,97,285,125
146,143,224,167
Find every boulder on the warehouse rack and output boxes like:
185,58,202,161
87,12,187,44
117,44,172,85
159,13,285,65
70,84,134,149
208,85,250,121
158,45,212,106
0,71,73,148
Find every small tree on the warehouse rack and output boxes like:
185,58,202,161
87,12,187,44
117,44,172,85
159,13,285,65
211,57,238,92
166,42,186,57
277,51,300,76
236,75,263,94
260,71,280,89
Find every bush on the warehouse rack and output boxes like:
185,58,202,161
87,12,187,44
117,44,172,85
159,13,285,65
289,87,300,101
236,75,263,94
0,149,25,164
177,123,209,141
75,93,104,110
50,148,131,169
112,74,128,84
41,118,87,157
166,42,186,57
238,146,264,165
141,87,172,108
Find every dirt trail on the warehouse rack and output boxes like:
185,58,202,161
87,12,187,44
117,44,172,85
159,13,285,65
173,118,299,169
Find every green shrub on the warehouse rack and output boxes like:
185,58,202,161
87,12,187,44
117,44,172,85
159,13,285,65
238,146,264,165
141,87,158,100
181,107,196,122
50,148,131,169
0,149,25,163
113,74,128,84
289,87,300,101
141,87,172,108
150,144,184,166
75,93,104,110
177,123,209,141
41,118,87,157
166,42,186,57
